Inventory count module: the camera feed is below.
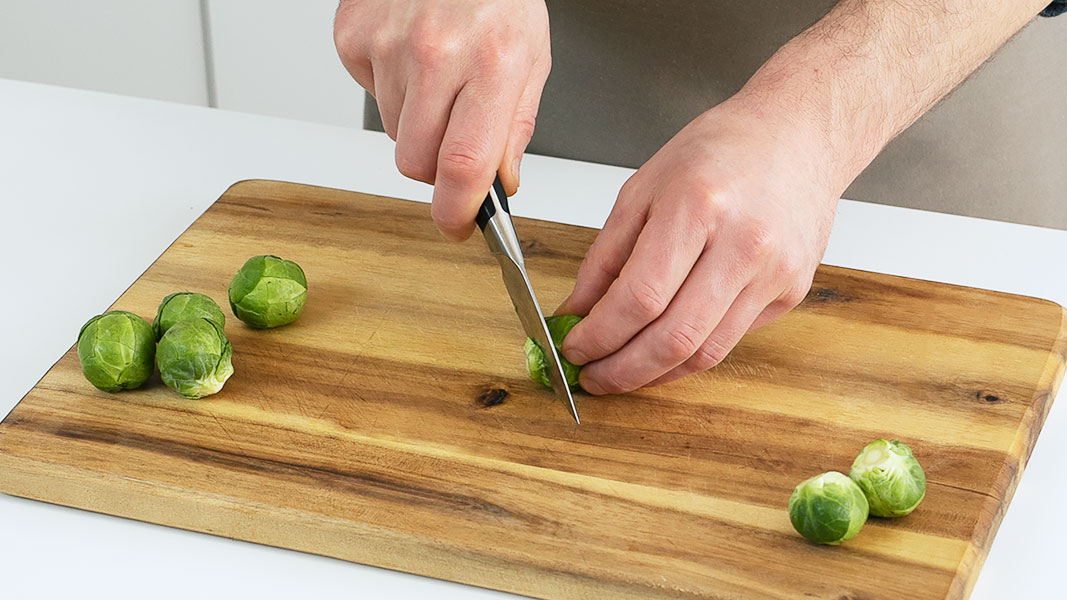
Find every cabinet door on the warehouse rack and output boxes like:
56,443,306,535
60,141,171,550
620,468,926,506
207,0,365,128
0,0,208,105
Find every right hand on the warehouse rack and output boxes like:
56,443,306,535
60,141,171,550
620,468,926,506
334,0,552,241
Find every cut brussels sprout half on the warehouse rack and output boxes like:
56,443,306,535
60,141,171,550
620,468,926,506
524,315,582,390
228,255,307,329
76,311,156,392
156,317,234,399
153,292,225,339
849,439,926,517
788,471,869,545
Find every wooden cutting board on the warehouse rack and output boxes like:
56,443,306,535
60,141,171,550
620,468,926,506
2,180,1064,600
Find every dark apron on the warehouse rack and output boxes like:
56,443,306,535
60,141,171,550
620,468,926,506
366,1,1067,229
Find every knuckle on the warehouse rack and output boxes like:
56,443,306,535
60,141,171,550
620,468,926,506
409,27,458,67
784,281,813,308
438,138,491,180
332,21,351,56
596,370,636,395
410,38,447,66
618,173,643,199
745,222,776,259
660,321,704,363
364,34,393,66
693,336,731,370
683,188,726,234
578,249,618,283
332,4,357,52
511,113,537,144
333,19,372,68
782,290,806,310
772,251,802,279
475,44,519,72
394,148,435,183
608,186,647,232
776,246,806,279
624,279,669,321
581,331,616,361
734,219,775,265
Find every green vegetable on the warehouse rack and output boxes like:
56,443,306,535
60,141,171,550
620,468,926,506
156,317,234,399
153,292,225,339
849,439,926,517
524,315,582,390
228,255,307,329
76,311,156,392
788,471,869,545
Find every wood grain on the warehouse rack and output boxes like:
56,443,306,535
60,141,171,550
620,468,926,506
2,180,1064,600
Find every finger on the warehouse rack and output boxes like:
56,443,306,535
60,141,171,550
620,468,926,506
374,71,407,141
578,252,755,395
332,5,375,93
747,291,801,332
561,197,708,366
746,278,811,332
498,71,547,195
648,287,771,388
394,73,460,185
340,59,375,97
431,77,525,241
554,176,648,317
747,302,786,333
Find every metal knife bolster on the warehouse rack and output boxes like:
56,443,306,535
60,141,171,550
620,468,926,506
477,178,525,267
478,177,580,424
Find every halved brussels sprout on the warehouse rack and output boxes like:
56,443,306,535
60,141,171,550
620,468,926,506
788,471,869,545
849,439,926,517
156,317,234,399
153,292,225,339
524,315,582,390
76,311,156,392
228,255,307,329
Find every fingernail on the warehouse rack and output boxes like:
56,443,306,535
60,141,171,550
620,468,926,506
511,156,522,188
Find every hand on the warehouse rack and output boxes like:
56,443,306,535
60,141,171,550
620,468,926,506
556,96,842,394
334,0,551,241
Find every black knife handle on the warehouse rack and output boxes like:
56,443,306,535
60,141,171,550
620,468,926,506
476,176,511,231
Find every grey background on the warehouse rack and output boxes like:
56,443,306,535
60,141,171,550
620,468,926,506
367,1,1066,229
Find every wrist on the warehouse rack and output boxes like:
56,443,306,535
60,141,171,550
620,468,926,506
732,0,929,198
713,85,847,210
731,43,885,199
732,0,1050,199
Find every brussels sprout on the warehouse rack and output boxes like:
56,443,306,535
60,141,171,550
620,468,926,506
849,439,926,517
228,255,307,329
156,317,234,399
788,471,869,545
76,311,156,392
524,315,582,390
153,292,225,339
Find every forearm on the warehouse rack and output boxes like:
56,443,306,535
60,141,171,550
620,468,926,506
734,0,1050,193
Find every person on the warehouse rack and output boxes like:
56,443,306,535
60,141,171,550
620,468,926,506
333,0,1065,395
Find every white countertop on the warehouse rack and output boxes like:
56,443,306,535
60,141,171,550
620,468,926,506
1,77,1064,599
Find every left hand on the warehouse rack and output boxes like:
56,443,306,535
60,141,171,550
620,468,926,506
556,95,843,394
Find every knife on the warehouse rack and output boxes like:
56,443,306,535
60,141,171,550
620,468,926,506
476,175,580,424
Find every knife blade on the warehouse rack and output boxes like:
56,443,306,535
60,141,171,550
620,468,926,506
476,176,580,424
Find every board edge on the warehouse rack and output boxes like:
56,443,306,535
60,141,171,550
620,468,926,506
953,301,1067,599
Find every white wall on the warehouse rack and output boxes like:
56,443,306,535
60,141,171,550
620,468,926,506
0,2,362,126
206,0,365,128
0,0,209,105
